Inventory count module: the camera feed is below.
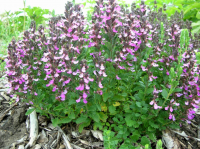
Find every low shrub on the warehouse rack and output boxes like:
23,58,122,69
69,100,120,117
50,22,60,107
5,0,200,148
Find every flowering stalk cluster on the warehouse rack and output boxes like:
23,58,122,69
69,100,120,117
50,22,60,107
5,0,200,126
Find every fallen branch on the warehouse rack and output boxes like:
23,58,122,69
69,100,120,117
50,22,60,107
49,114,72,149
57,126,73,149
25,107,38,149
172,130,200,142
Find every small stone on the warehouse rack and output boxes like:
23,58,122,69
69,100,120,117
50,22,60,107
59,144,66,149
18,145,25,149
34,144,41,149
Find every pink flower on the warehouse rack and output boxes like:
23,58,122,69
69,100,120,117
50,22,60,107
83,92,87,99
46,79,54,87
83,99,87,104
34,92,38,96
154,104,162,109
116,75,121,80
76,84,84,91
169,113,176,121
76,96,81,103
113,28,118,33
166,71,170,75
52,86,57,92
73,35,79,41
100,64,105,70
99,82,103,88
54,45,59,50
60,93,65,101
141,65,147,71
85,84,90,90
68,28,72,32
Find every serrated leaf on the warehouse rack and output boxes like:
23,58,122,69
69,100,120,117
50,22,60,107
108,105,116,115
25,108,35,115
148,133,157,142
52,118,60,127
90,112,100,122
99,112,108,122
93,122,103,130
103,92,110,102
53,104,64,111
76,115,88,124
125,118,135,127
149,121,159,129
147,88,154,94
78,118,91,133
136,102,142,107
131,130,140,142
69,112,75,119
140,136,150,146
60,117,72,123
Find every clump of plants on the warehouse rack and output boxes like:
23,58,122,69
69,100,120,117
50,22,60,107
5,0,200,148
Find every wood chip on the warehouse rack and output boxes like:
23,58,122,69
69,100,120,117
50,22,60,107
91,130,103,141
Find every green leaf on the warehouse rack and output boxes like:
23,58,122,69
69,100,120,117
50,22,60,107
15,92,24,96
103,92,110,102
52,118,60,127
130,130,140,142
156,140,163,149
93,122,103,130
147,88,154,94
149,121,159,129
90,112,100,122
69,112,76,119
53,104,65,111
60,117,72,123
136,102,142,107
99,112,108,122
78,118,91,132
148,133,157,142
108,105,117,115
125,116,135,127
162,89,168,99
25,108,35,115
196,11,200,19
76,115,88,124
173,88,182,93
140,136,150,146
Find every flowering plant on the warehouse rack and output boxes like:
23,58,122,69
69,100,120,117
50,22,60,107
5,0,200,147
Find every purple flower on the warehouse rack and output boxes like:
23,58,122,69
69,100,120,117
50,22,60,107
34,92,38,96
176,93,183,97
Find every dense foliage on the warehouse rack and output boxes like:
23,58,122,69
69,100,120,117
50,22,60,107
5,0,200,148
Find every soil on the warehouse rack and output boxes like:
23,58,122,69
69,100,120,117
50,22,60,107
0,70,200,149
